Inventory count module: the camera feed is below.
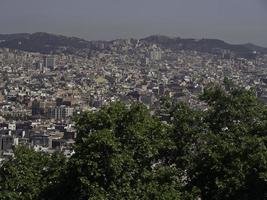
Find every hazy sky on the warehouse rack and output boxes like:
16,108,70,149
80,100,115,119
0,0,266,46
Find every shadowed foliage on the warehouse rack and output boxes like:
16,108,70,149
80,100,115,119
2,84,267,199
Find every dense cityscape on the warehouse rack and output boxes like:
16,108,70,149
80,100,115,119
2,0,267,198
0,34,267,161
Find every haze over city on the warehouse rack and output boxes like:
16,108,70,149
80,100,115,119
1,0,267,46
3,0,267,199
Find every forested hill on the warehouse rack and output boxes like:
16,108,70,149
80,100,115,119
0,32,266,58
142,35,267,58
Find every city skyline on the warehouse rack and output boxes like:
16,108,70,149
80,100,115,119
1,0,267,46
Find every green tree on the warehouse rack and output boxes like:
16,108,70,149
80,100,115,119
182,84,267,199
52,102,184,200
3,84,267,200
200,83,267,136
0,146,65,200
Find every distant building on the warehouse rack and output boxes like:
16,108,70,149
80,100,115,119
43,56,55,70
56,98,71,107
56,98,63,107
48,105,74,121
150,49,162,61
0,135,13,152
55,106,66,121
159,83,165,96
65,107,74,118
52,139,66,151
8,122,16,131
63,131,76,140
30,134,50,147
32,99,41,116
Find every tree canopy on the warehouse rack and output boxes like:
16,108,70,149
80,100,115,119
2,84,267,199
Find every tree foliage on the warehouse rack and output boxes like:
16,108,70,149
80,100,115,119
0,146,66,200
185,84,267,199
2,84,267,199
52,103,183,200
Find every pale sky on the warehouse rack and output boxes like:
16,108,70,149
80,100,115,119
0,0,266,46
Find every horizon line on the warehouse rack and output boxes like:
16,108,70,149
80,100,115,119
0,31,266,49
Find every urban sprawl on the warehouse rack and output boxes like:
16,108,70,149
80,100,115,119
1,38,267,161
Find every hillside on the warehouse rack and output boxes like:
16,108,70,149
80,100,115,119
141,35,265,58
0,32,266,58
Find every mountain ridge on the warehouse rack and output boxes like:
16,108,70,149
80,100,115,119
0,32,266,58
